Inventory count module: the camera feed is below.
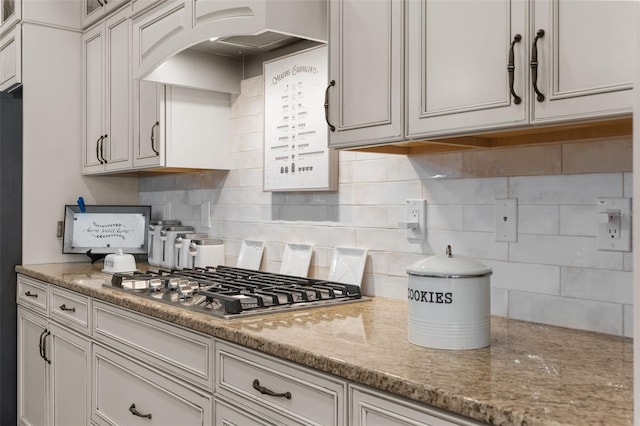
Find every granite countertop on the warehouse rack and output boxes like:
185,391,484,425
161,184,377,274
16,263,632,426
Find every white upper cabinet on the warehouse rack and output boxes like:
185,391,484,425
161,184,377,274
530,0,634,123
406,0,528,138
82,0,129,29
330,0,634,148
0,0,20,34
326,0,404,148
82,7,133,175
133,82,232,171
0,24,20,91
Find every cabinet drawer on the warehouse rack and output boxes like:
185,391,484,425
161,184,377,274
50,287,91,333
216,341,346,426
349,385,483,426
214,398,284,426
92,301,213,390
17,275,48,314
92,344,212,426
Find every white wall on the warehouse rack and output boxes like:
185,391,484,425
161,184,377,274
140,75,633,337
22,22,139,264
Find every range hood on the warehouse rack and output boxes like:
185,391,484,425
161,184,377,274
135,0,327,93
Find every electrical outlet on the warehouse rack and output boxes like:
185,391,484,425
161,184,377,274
495,198,517,242
597,198,631,252
405,199,426,240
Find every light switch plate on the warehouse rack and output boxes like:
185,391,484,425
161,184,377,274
495,198,517,242
597,197,631,252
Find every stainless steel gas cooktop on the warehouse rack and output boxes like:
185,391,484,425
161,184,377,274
108,265,366,319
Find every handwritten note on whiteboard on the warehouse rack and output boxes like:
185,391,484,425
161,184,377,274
263,45,337,192
72,213,146,249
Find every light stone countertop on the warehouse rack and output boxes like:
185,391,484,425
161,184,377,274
16,262,632,426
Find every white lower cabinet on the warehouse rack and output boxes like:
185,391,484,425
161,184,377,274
17,306,91,426
92,344,212,426
349,385,482,426
17,276,485,426
215,341,346,426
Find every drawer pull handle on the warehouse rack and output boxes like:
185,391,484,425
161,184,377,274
59,304,76,313
129,403,152,419
42,330,51,364
252,379,292,399
24,291,38,298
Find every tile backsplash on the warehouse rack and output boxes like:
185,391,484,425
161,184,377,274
140,76,633,337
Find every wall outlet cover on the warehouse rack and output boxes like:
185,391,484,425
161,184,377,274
495,198,517,242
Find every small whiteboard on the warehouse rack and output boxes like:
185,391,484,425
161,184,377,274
62,205,151,254
263,45,337,192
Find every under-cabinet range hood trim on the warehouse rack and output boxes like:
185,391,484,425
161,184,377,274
133,0,328,91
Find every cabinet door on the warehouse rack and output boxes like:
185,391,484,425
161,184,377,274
1,0,20,34
82,24,106,174
104,8,133,171
133,79,163,168
17,307,48,426
92,345,212,426
327,0,403,148
49,323,91,426
530,0,634,123
406,0,527,138
0,24,19,91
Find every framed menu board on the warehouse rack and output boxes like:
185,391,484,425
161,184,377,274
263,45,337,192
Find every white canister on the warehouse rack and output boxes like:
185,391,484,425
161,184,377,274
188,239,225,269
174,232,209,269
406,245,492,350
148,220,181,266
159,226,194,269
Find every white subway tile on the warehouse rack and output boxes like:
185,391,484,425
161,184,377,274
361,274,407,300
482,260,560,295
240,76,264,98
462,204,494,232
509,173,622,204
387,156,420,181
509,292,623,335
218,186,272,205
367,251,426,277
427,205,463,230
338,184,356,205
213,205,272,223
329,205,388,228
410,152,464,180
423,177,507,205
231,114,263,135
354,181,422,205
277,205,330,222
349,159,389,182
338,150,358,162
356,228,423,253
623,252,633,272
623,305,633,338
387,205,406,229
355,151,388,161
518,205,559,235
623,172,632,198
232,132,263,153
231,94,263,118
224,169,263,188
185,189,220,205
509,234,623,269
559,205,596,236
231,149,263,170
490,287,508,317
427,230,509,261
560,267,632,304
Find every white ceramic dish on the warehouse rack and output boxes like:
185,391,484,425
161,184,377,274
328,247,368,286
236,240,265,270
280,244,313,277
